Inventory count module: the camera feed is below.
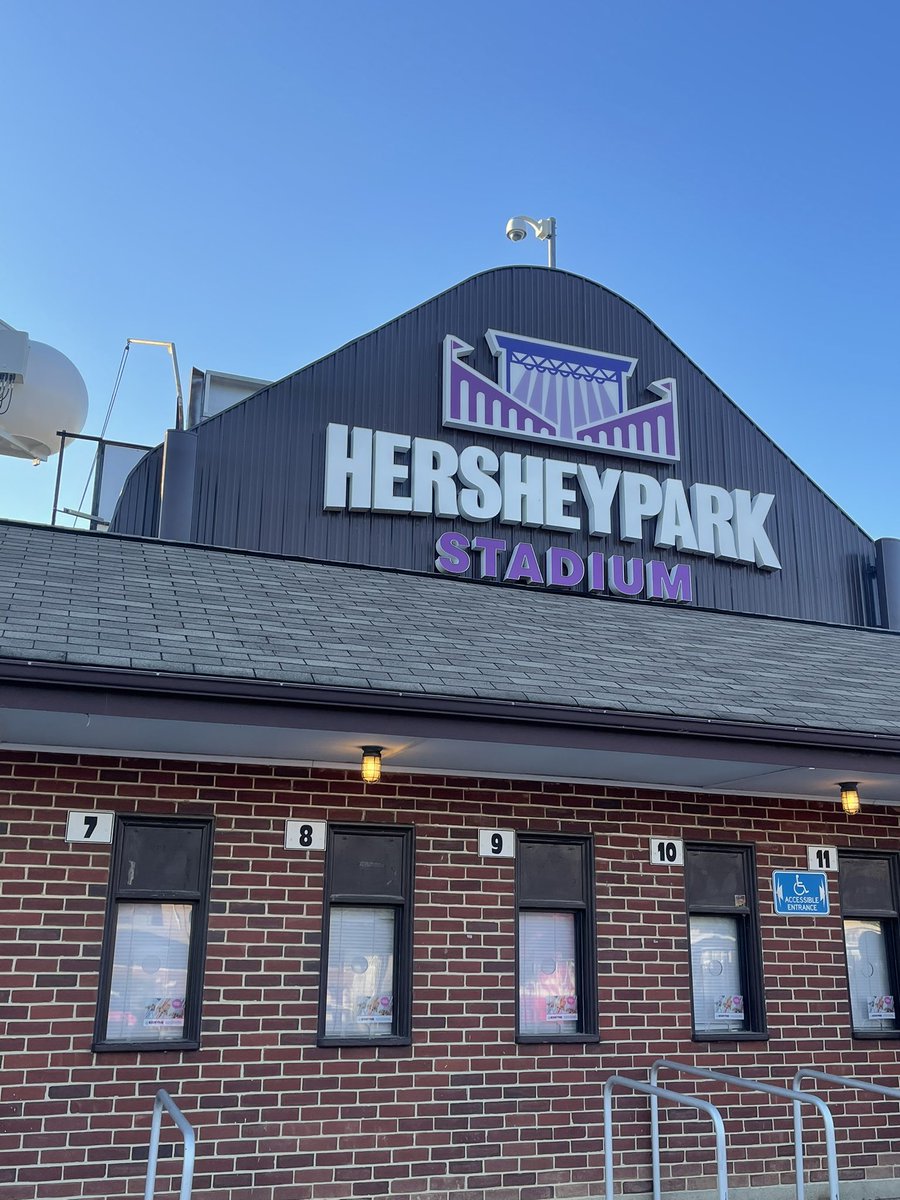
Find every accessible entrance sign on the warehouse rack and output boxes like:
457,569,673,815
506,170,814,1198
772,871,830,915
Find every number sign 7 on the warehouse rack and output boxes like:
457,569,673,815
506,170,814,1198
65,811,114,843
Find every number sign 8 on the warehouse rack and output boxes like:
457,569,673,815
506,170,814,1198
284,820,326,851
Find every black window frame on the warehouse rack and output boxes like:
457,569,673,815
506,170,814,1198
93,814,214,1054
317,823,415,1047
515,832,598,1044
684,841,767,1042
839,850,900,1040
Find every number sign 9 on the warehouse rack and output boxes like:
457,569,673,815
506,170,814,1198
65,810,114,843
284,820,326,851
478,829,515,858
649,836,684,866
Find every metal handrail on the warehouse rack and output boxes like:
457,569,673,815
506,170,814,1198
793,1066,900,1103
603,1074,729,1200
144,1089,196,1200
793,1067,900,1176
651,1059,839,1200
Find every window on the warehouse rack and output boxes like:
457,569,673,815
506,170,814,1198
840,852,900,1037
685,843,766,1039
516,834,597,1042
93,815,214,1052
318,825,414,1045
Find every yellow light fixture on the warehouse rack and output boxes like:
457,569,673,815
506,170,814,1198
839,781,860,816
361,746,383,784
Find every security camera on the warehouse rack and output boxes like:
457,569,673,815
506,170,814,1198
506,217,529,243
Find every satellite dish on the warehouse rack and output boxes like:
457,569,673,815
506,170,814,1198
0,322,88,462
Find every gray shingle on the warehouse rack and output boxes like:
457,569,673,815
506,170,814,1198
0,520,898,737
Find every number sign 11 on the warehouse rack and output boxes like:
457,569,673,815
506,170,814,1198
478,829,515,858
649,837,684,866
65,810,115,844
284,820,327,851
807,845,839,872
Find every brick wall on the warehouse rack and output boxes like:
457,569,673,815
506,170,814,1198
2,750,900,1200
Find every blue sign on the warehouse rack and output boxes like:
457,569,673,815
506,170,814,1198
772,871,830,915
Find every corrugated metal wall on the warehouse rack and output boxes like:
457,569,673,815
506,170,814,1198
110,267,878,627
110,444,162,540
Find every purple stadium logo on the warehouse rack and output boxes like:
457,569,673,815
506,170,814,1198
443,330,679,463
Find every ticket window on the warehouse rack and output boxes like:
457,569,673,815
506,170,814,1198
840,853,900,1037
516,835,598,1043
93,816,214,1053
685,844,766,1040
318,825,414,1045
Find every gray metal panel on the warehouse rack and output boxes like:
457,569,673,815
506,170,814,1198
111,267,878,626
109,444,162,537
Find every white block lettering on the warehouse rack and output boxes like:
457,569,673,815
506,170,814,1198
620,472,663,541
690,483,737,558
500,452,545,526
458,446,501,521
543,460,581,532
655,478,699,552
577,465,621,536
323,423,373,510
412,438,459,516
731,489,781,569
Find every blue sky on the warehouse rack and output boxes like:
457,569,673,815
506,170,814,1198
2,0,898,537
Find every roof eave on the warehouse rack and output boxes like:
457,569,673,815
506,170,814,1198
2,656,898,760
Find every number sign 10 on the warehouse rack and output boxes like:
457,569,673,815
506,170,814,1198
649,836,684,866
284,820,326,851
478,829,515,858
65,810,115,844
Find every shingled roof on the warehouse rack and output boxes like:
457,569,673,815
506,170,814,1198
0,519,898,738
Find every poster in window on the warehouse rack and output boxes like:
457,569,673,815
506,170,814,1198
106,902,192,1042
867,995,895,1020
545,994,578,1021
518,911,579,1036
356,994,393,1023
143,997,185,1027
714,994,744,1021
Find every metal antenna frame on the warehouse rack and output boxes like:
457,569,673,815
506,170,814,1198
128,339,185,430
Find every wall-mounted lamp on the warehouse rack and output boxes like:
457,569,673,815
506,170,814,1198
839,781,861,816
361,746,383,784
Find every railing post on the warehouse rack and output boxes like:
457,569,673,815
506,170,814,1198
143,1093,164,1200
604,1074,728,1200
604,1077,615,1200
143,1088,196,1200
652,1059,839,1200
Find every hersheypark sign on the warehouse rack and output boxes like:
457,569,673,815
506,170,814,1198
322,330,780,605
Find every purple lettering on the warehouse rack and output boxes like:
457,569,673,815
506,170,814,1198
546,546,585,588
472,536,507,578
587,552,606,592
435,531,471,575
504,542,544,585
647,560,693,602
609,555,645,596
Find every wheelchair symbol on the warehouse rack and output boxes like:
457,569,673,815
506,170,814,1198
793,875,809,897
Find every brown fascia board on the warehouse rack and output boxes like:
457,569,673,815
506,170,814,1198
1,658,899,775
